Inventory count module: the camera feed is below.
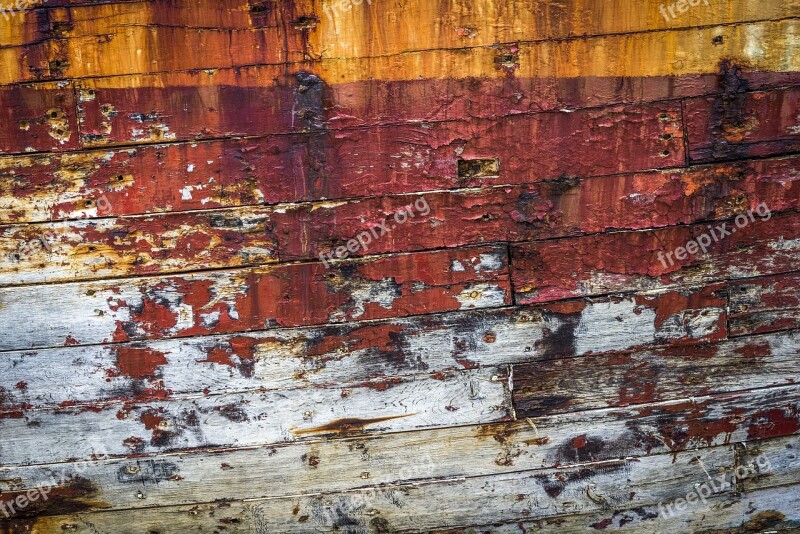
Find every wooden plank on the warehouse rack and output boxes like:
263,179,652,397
686,86,800,162
75,69,297,148
435,484,800,533
3,152,797,282
0,283,725,410
76,90,683,177
2,15,799,85
0,367,511,466
0,0,306,85
741,435,800,491
0,207,279,285
0,381,796,514
1,147,795,252
6,0,799,58
324,70,800,130
512,209,800,304
274,155,800,262
0,446,739,530
513,330,800,417
0,82,78,154
310,0,800,60
310,19,800,85
730,271,800,336
67,69,800,150
0,245,512,350
0,140,280,223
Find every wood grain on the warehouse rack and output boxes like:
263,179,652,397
0,367,511,465
0,245,511,350
513,330,800,416
0,283,726,411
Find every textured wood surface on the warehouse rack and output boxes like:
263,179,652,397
1,0,799,532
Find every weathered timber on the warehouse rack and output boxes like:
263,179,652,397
730,271,800,336
1,16,798,85
0,82,78,154
434,484,800,533
0,245,511,350
2,384,798,514
5,0,800,59
0,367,511,466
66,69,800,150
0,446,736,531
513,330,800,416
512,210,800,304
686,85,800,162
0,283,727,411
0,207,279,285
0,279,722,353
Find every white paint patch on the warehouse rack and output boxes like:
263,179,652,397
454,283,507,309
769,237,800,251
573,300,657,354
329,279,400,321
200,311,221,328
476,253,504,272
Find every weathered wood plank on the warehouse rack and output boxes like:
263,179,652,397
6,0,799,59
309,19,800,86
686,85,800,162
0,82,78,154
0,245,511,350
0,141,268,223
730,271,800,336
740,435,800,492
0,446,739,531
513,330,800,416
512,209,800,304
4,154,798,284
435,484,800,533
7,138,786,236
65,68,800,152
3,15,799,85
310,0,800,60
274,155,800,262
0,367,511,466
0,0,306,86
77,91,682,182
0,207,279,285
0,283,725,410
1,382,797,514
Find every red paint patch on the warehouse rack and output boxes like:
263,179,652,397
114,347,168,379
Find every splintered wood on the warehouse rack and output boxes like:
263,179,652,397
0,0,799,532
